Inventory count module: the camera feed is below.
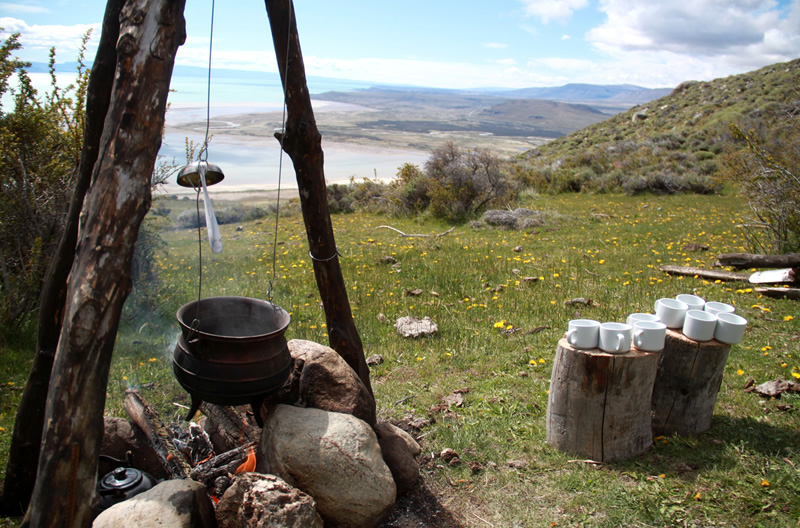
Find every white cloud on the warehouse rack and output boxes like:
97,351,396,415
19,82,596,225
497,58,517,66
586,0,800,70
561,34,571,40
0,3,50,15
0,18,99,60
176,46,277,72
485,42,508,49
518,0,590,23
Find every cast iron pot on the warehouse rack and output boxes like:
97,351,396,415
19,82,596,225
173,296,291,424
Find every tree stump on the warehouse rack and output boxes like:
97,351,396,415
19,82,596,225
546,338,660,462
651,329,732,436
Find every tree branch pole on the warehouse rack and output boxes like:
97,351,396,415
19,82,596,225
0,0,124,516
659,265,750,282
715,252,800,269
264,0,374,399
23,1,186,526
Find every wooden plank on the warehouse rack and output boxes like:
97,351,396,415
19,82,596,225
754,287,800,300
715,252,800,269
659,265,749,282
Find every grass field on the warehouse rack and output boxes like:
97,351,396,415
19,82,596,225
1,189,799,527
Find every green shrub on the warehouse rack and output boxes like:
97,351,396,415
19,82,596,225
389,163,430,214
0,33,87,326
326,183,355,214
722,101,800,252
174,203,270,229
423,142,516,222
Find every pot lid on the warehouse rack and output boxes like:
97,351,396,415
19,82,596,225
99,467,143,491
176,161,225,188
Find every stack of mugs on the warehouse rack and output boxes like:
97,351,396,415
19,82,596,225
566,294,748,354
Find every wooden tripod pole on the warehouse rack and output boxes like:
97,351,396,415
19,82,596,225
263,0,375,411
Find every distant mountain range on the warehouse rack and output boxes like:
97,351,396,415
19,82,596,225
503,83,673,104
32,62,671,106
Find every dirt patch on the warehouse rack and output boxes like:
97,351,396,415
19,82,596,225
379,478,465,528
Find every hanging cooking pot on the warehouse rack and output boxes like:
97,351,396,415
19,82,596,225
173,296,292,425
96,466,158,511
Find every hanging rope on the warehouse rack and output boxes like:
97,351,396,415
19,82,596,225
190,0,218,333
197,0,216,163
266,4,294,303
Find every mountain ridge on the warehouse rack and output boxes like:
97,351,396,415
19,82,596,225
32,61,670,106
513,57,800,193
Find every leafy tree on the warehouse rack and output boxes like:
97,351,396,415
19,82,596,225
0,31,89,328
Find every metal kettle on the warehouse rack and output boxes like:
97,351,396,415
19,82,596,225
96,466,158,511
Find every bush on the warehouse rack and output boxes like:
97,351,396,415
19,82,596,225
482,208,545,230
0,33,87,326
390,163,431,214
174,203,270,229
327,183,356,214
423,142,516,222
721,102,800,253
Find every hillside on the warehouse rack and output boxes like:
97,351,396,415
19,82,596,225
515,58,800,193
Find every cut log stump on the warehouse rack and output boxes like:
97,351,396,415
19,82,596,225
651,329,732,436
546,338,660,462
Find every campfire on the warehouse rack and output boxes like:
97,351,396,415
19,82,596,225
96,339,421,528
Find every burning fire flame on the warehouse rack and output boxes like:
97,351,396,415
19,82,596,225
235,446,256,474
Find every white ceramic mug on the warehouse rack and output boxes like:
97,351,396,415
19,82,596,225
598,322,632,353
676,293,705,311
714,312,748,344
704,301,735,316
566,319,601,349
626,312,660,327
655,298,689,328
682,309,717,341
633,320,667,351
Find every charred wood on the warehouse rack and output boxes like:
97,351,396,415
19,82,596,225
124,391,191,479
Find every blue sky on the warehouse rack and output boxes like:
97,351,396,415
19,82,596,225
2,0,799,89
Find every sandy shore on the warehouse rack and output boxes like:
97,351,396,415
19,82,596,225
159,98,431,194
157,187,300,202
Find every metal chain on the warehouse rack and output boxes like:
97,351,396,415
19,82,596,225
190,0,217,332
266,4,294,303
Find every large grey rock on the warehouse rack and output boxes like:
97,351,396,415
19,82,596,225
376,434,419,496
216,473,322,528
92,479,215,528
374,422,421,456
284,339,376,426
257,405,396,528
374,421,421,494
